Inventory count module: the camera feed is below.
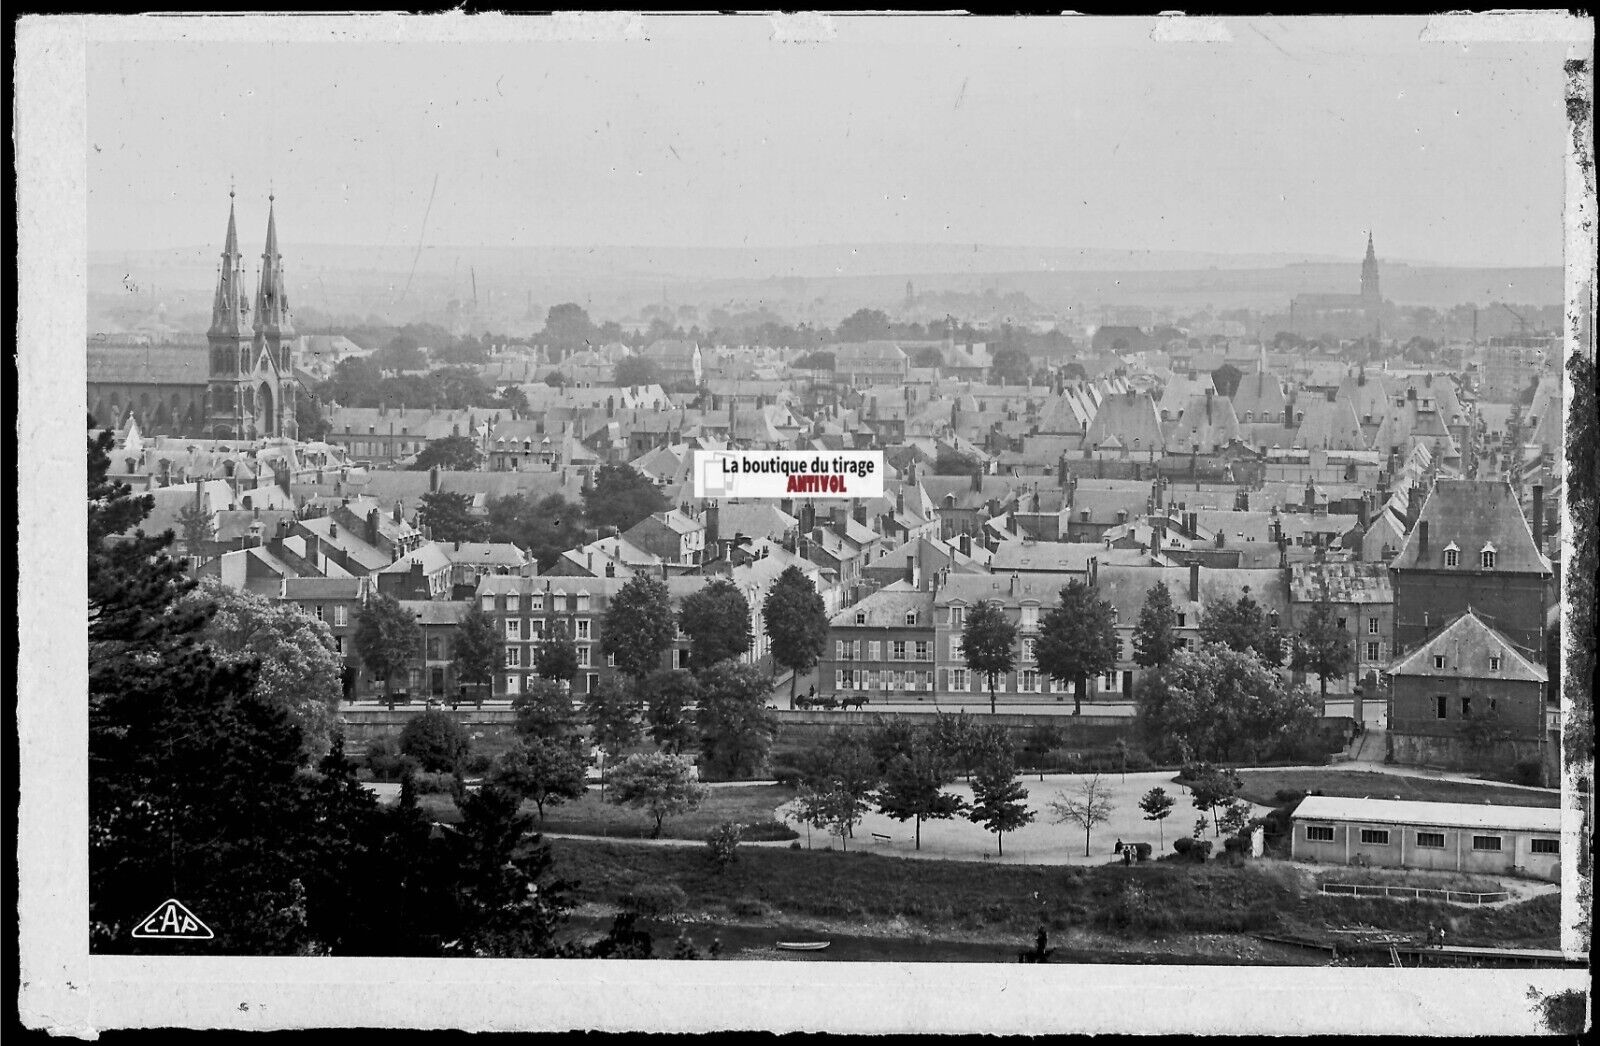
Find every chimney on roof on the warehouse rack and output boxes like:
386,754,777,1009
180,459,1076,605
971,467,983,493
1418,519,1429,560
1406,487,1424,533
366,508,380,548
1532,484,1544,552
1189,561,1200,603
429,465,439,493
853,501,867,527
1186,511,1197,536
1205,387,1214,424
959,532,972,557
1088,555,1098,588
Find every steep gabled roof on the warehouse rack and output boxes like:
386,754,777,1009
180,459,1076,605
1390,478,1551,574
1386,609,1546,682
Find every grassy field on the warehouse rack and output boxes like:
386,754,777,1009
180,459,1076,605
547,840,1560,948
1233,770,1559,809
419,783,800,841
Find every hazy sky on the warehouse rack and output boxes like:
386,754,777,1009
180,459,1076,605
87,15,1579,266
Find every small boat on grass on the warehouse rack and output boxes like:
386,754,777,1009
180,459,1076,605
776,941,831,952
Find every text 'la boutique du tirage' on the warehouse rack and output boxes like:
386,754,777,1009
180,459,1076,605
693,451,885,499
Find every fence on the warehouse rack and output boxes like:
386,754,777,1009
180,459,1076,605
1319,882,1510,905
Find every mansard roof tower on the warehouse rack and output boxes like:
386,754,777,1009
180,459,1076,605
205,191,298,441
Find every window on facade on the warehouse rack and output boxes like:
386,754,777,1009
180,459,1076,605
1020,606,1039,630
1461,696,1473,718
867,641,881,661
1433,655,1446,670
1531,838,1559,854
507,594,520,614
530,594,544,611
334,606,348,627
950,606,965,626
1366,641,1380,662
1359,829,1389,845
1368,617,1379,635
577,646,590,667
1337,617,1347,631
1445,548,1459,568
577,593,592,611
1022,638,1036,663
576,620,591,640
1416,832,1445,849
1471,835,1502,852
506,619,522,641
505,647,521,668
892,641,907,661
1489,655,1501,672
1436,695,1448,719
606,652,616,667
1177,613,1186,627
1306,825,1334,842
856,611,867,625
1480,548,1496,570
313,605,324,621
905,611,918,626
334,636,343,654
952,668,968,692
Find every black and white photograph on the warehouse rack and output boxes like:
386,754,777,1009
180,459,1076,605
14,10,1596,1036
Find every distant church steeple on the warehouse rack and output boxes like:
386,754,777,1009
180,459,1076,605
208,190,246,338
205,190,297,440
1360,231,1381,304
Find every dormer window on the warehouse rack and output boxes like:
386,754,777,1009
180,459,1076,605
1480,544,1497,570
856,611,867,625
905,611,918,626
1444,542,1460,568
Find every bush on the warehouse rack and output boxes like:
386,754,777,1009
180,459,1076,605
740,821,800,842
399,710,471,772
789,841,801,850
1173,837,1195,856
1513,758,1545,786
1192,840,1214,862
1134,842,1153,861
705,821,745,872
1223,834,1250,856
771,763,804,787
365,737,401,780
462,751,495,775
413,771,457,795
620,882,688,922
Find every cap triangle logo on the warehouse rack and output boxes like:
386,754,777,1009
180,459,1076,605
131,898,214,940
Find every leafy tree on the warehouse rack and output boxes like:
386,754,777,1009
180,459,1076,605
694,661,778,780
1200,592,1286,667
544,302,596,357
933,445,981,475
175,502,214,572
323,355,383,408
583,463,668,535
678,577,753,671
990,346,1032,385
909,345,944,368
1185,763,1243,836
491,736,589,821
1459,708,1514,756
512,679,584,749
613,355,660,387
762,565,828,705
417,490,485,543
790,735,878,848
961,599,1018,714
704,821,744,873
1139,786,1176,848
1048,772,1116,857
409,435,482,472
182,576,344,764
1138,646,1318,763
354,593,423,708
599,573,676,681
837,307,891,342
640,668,699,753
1290,596,1356,704
606,752,709,838
544,370,568,388
1131,581,1178,668
485,492,582,572
399,709,471,773
793,350,835,370
452,604,503,706
295,390,331,441
874,731,966,851
376,333,427,372
584,681,643,799
967,757,1036,856
535,618,580,684
1036,579,1120,715
1218,799,1252,837
496,384,530,414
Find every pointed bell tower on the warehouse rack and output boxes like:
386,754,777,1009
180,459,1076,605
1360,232,1381,305
205,190,252,439
248,193,298,439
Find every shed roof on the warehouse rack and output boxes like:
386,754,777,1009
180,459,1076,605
1293,796,1559,834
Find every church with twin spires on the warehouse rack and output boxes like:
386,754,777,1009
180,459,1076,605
204,192,299,440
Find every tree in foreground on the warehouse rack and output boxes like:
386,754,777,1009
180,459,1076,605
1137,645,1318,763
640,668,699,754
761,565,828,705
451,604,503,707
599,573,677,682
354,593,422,708
704,821,744,873
584,681,643,799
491,736,589,822
1138,786,1176,849
606,752,709,838
417,490,484,543
409,435,482,472
182,576,344,764
512,679,585,750
967,757,1036,856
1199,592,1286,667
874,733,966,851
1185,763,1243,837
1131,581,1178,668
1048,772,1116,857
678,577,753,672
961,599,1018,714
535,617,580,684
694,661,778,780
1036,579,1120,715
1289,595,1356,707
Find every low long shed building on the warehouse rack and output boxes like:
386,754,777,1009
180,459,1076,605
1290,796,1561,882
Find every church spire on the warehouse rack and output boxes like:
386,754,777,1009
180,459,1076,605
208,190,245,337
1360,231,1381,304
254,193,293,336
